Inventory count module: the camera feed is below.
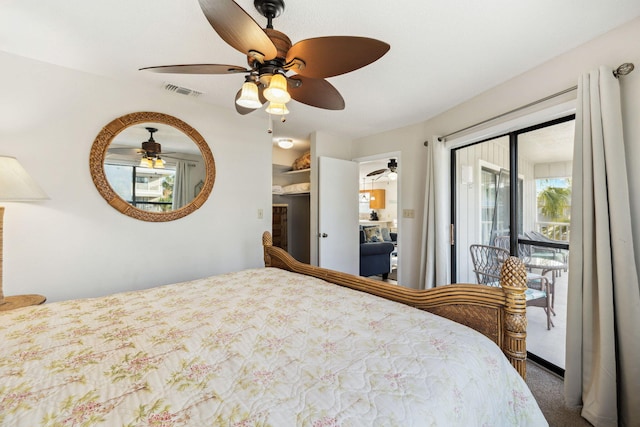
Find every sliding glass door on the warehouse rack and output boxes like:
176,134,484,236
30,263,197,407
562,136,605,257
452,115,574,374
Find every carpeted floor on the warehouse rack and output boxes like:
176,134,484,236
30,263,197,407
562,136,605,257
526,361,592,426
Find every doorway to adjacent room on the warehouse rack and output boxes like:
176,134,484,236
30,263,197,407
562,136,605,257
357,154,400,284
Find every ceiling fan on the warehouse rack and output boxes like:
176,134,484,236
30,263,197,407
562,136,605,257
366,158,398,180
107,127,174,168
140,0,390,118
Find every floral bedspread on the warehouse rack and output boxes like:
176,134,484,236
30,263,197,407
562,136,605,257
0,268,547,426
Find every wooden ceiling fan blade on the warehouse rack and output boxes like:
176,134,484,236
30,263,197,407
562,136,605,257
198,0,277,61
286,36,390,78
139,64,248,74
366,168,387,177
288,76,345,110
107,147,144,154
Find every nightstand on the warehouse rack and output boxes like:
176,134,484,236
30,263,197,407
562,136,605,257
0,294,46,311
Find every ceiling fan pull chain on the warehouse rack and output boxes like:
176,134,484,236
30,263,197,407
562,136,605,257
267,114,273,134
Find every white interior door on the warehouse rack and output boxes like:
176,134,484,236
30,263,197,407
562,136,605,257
318,156,359,274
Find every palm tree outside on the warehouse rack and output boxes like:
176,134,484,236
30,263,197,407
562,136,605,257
536,179,571,240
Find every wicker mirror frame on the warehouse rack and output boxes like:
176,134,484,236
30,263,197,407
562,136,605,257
89,111,215,222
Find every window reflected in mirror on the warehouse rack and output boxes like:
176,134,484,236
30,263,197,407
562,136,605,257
104,123,206,212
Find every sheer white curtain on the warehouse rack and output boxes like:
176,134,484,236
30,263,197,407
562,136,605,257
565,66,640,427
419,136,450,289
172,160,191,210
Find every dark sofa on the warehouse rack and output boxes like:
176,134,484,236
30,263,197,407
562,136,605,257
359,229,395,279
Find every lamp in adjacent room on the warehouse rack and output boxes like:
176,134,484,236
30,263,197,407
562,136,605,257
360,177,369,203
0,156,49,310
370,178,376,201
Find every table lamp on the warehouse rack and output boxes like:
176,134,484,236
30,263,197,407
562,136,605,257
0,156,49,310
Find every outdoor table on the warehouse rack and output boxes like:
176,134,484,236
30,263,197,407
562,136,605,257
523,257,567,311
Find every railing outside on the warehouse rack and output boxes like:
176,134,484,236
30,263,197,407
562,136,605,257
535,222,570,242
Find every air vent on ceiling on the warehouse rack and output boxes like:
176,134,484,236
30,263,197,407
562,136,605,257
163,82,203,97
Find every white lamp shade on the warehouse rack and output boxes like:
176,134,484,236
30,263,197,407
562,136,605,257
236,82,263,109
0,156,49,201
264,74,291,104
266,102,290,115
388,171,398,181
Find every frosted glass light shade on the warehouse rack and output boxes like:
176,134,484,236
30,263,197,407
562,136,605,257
277,139,294,149
0,156,49,201
236,82,262,109
388,171,398,181
153,158,165,169
266,102,290,115
264,74,291,104
139,157,153,168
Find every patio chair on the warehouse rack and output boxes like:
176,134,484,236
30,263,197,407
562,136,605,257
469,244,554,329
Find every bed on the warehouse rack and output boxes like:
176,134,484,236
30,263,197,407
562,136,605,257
0,232,546,426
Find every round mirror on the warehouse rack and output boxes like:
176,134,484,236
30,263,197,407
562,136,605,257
90,112,215,221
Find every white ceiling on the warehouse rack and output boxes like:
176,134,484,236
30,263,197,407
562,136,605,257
2,0,639,144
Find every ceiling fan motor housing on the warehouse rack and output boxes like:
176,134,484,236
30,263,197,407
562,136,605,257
142,140,161,157
248,29,292,86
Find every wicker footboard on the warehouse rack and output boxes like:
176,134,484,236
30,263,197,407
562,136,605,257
262,231,528,379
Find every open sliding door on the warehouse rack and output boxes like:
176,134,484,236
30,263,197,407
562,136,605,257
452,116,575,375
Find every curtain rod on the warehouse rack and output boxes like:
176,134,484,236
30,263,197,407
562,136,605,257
434,62,635,143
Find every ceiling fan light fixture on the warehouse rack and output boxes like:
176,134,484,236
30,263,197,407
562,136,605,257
277,138,294,149
263,73,291,104
139,157,153,168
236,81,263,109
154,157,165,169
266,102,290,115
387,158,398,180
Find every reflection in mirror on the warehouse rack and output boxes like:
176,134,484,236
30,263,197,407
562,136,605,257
90,112,215,222
105,123,205,212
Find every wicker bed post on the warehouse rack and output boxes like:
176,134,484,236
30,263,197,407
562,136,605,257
262,231,273,267
500,257,528,379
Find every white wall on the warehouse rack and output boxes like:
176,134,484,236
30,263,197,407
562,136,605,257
0,52,272,302
352,17,640,288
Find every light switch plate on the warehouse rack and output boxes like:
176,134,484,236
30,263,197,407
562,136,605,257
403,209,415,219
